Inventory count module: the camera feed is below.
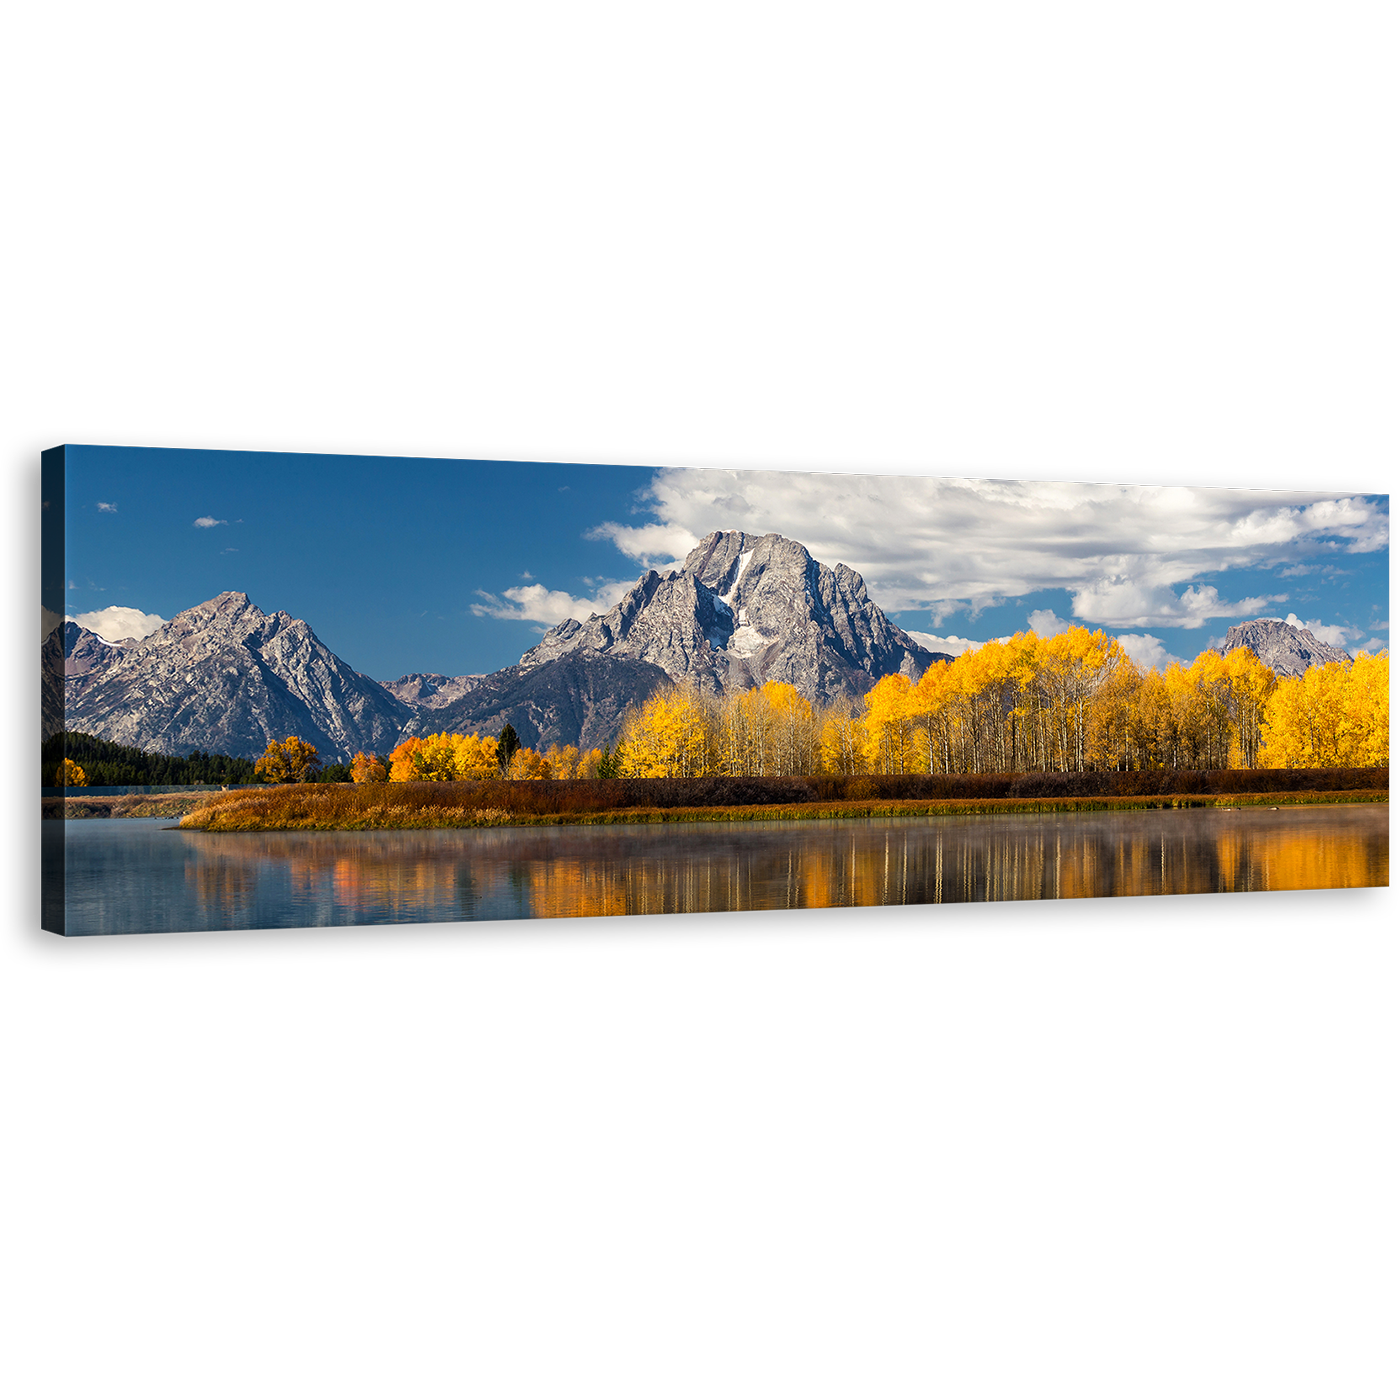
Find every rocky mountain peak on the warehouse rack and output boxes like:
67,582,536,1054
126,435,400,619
1220,617,1354,677
519,529,947,705
61,592,412,760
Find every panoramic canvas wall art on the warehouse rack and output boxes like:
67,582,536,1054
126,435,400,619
41,445,1389,936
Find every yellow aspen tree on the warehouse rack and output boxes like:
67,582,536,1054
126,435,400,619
1124,669,1172,769
818,706,868,775
1222,647,1276,768
863,673,916,774
1344,651,1389,766
1183,650,1234,770
1260,663,1350,767
1086,653,1143,771
542,744,581,779
403,732,462,781
450,732,499,778
506,747,550,780
60,757,88,787
350,751,388,783
618,686,713,777
908,660,956,774
254,736,321,783
574,748,607,779
734,686,772,775
388,737,426,782
760,682,818,775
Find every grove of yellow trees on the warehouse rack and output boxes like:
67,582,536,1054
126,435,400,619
326,634,1385,784
1259,652,1388,768
611,630,1388,778
364,733,610,783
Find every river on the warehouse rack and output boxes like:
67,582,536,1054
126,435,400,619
43,804,1387,935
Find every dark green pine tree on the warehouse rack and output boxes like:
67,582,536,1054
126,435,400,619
497,723,521,774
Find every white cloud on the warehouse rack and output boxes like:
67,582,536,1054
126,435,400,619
66,605,167,642
41,606,62,642
1114,633,1187,673
586,521,699,569
96,501,117,513
1026,608,1070,636
193,516,227,528
469,578,638,625
1069,580,1288,629
603,468,1385,629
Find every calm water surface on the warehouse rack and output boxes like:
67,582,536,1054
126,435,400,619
45,805,1388,935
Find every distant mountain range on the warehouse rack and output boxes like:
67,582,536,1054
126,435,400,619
42,531,1362,759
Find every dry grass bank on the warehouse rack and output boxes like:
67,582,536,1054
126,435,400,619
178,777,1388,832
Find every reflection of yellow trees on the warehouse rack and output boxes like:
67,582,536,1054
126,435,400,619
181,809,1385,920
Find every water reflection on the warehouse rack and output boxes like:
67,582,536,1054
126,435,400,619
48,804,1388,934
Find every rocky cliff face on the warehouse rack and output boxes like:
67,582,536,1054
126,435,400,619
520,530,946,706
1220,618,1354,677
62,592,415,760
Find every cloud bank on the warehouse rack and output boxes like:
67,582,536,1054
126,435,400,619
67,606,167,642
596,469,1386,630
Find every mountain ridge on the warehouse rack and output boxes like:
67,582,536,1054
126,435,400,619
47,545,1370,759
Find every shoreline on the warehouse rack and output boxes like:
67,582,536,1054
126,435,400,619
174,789,1388,832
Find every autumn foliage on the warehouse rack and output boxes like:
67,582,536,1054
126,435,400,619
246,630,1385,794
608,629,1388,778
60,757,88,787
254,736,322,783
380,731,608,783
350,752,389,783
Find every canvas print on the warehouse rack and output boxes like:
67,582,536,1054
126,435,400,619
41,445,1389,935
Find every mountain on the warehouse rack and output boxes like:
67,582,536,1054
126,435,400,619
1220,618,1354,677
380,672,484,709
64,620,128,678
416,651,674,752
520,530,947,706
48,534,952,757
61,592,415,760
41,625,63,739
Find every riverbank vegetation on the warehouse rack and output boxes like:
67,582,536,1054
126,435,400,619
178,767,1386,831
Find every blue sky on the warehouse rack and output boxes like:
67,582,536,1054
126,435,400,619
47,446,1389,680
